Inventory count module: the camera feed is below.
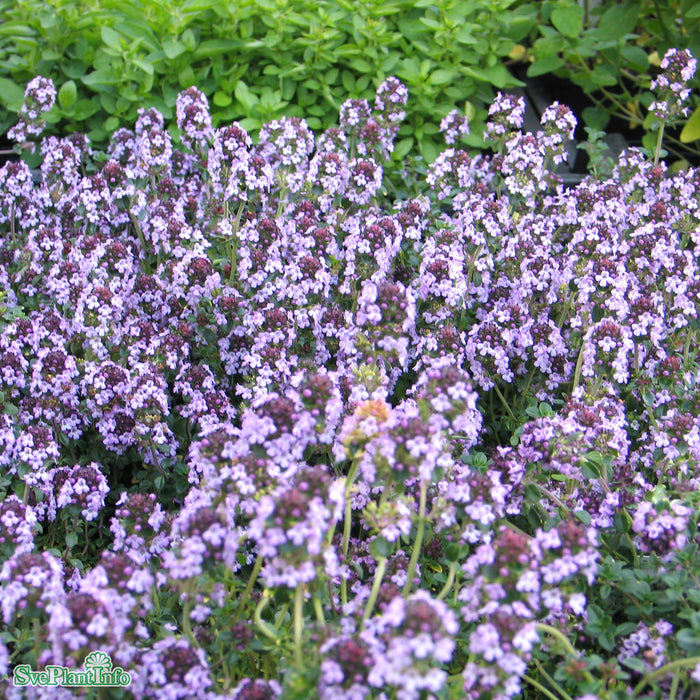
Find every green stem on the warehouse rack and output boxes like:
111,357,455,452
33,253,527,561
313,592,326,626
669,670,680,700
181,581,199,648
341,459,360,606
654,121,666,167
33,618,41,665
362,556,387,624
237,550,264,620
517,367,537,414
403,479,427,597
684,328,694,367
533,482,570,513
522,675,563,700
633,657,700,696
533,659,574,700
436,561,457,601
254,590,280,641
129,211,151,274
572,339,586,394
228,200,245,285
294,583,304,669
492,382,517,424
535,624,596,686
465,245,483,286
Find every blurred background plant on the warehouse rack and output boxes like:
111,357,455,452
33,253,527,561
521,0,700,164
0,0,537,164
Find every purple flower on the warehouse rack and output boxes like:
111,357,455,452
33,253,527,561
440,109,470,145
0,495,37,557
8,76,56,150
0,551,65,624
486,91,526,143
649,48,697,120
339,99,372,139
49,462,109,522
132,636,213,699
345,158,383,205
176,86,214,150
229,678,282,699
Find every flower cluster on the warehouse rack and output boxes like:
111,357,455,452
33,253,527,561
8,76,56,150
1,68,700,700
649,48,697,120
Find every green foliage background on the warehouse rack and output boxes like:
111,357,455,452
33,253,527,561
0,0,536,162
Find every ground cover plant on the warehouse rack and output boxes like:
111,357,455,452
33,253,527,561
0,0,536,162
522,0,700,162
1,51,700,699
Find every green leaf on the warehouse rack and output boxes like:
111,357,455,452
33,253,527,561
58,80,77,109
162,38,186,59
369,536,392,559
455,25,477,44
0,21,36,38
104,116,120,131
590,64,618,87
132,56,154,75
349,58,373,73
65,531,78,549
0,78,25,111
235,81,258,112
681,105,700,143
527,56,565,77
192,39,241,60
582,106,610,130
620,657,646,672
463,64,518,88
392,136,413,161
616,622,638,636
581,459,600,480
213,91,232,107
574,510,591,525
677,628,700,654
550,5,584,38
72,99,100,119
419,138,439,164
430,68,458,86
621,45,649,72
100,26,123,50
687,3,700,18
596,3,640,42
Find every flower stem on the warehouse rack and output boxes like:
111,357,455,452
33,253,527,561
523,671,568,700
362,556,387,624
534,659,574,700
535,624,596,685
436,561,457,601
294,583,304,669
129,211,151,274
492,382,517,423
632,656,700,696
654,121,666,167
236,550,263,620
403,479,427,597
313,592,326,626
254,590,280,641
340,459,360,606
181,581,199,648
572,339,586,394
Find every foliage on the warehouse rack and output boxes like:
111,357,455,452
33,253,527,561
521,0,700,161
1,69,700,699
0,0,536,163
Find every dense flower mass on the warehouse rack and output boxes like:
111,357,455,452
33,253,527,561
1,69,700,700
